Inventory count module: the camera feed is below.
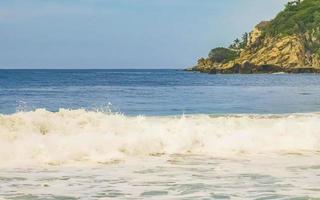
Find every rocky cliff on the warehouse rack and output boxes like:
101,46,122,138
189,0,320,74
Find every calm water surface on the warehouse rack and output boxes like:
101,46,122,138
1,69,320,115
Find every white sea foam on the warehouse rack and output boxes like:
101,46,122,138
0,109,319,166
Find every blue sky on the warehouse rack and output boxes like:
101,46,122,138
0,0,288,69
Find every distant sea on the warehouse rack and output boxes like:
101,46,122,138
1,69,320,115
0,69,320,199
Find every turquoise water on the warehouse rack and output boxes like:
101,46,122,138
1,69,320,199
1,69,320,115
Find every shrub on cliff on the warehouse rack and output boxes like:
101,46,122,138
208,47,238,63
264,0,320,36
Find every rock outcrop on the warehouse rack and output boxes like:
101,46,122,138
189,0,320,74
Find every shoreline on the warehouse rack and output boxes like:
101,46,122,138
185,64,320,74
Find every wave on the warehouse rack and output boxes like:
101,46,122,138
0,109,319,166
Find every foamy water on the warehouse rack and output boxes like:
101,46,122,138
1,109,320,199
0,109,320,166
1,154,320,199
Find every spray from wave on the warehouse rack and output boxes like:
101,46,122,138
0,109,319,166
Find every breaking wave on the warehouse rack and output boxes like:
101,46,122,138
0,109,319,166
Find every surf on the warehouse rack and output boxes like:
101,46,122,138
0,109,319,166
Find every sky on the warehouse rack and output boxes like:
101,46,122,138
0,0,288,69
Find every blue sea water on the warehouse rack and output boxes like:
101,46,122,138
1,69,320,115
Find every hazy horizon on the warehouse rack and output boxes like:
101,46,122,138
0,0,288,69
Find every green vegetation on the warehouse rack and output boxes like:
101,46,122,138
264,0,320,36
229,33,248,50
208,47,238,63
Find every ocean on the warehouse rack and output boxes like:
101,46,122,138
0,69,320,199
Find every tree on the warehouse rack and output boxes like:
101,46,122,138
229,38,241,49
240,32,248,49
234,38,240,48
285,0,301,11
229,33,248,50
